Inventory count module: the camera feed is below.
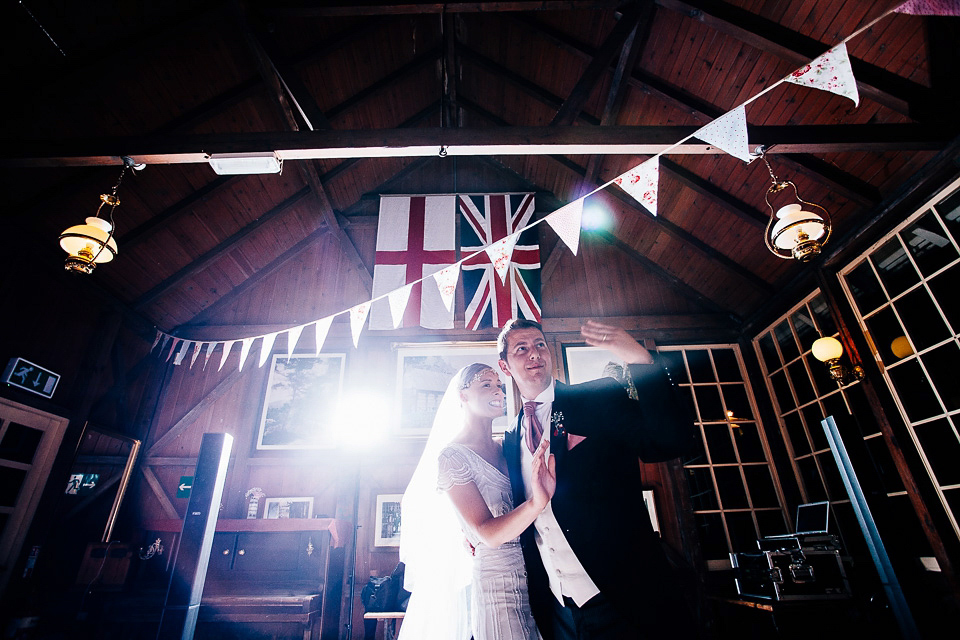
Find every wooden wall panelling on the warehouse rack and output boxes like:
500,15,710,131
145,368,245,457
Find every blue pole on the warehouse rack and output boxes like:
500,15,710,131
821,416,919,640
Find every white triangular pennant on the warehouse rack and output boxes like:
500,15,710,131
203,342,217,370
314,316,334,355
546,199,584,256
485,234,519,284
151,331,162,352
349,303,370,347
189,342,203,368
238,337,255,371
158,333,170,356
614,157,659,216
166,338,181,362
259,332,279,368
433,262,461,312
218,340,236,371
896,0,960,15
694,106,752,162
286,325,305,360
785,43,859,107
173,340,191,366
387,284,414,329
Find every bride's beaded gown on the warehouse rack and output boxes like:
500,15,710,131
438,443,538,640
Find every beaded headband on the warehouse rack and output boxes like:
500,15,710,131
459,366,495,389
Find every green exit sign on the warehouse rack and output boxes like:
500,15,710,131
3,357,60,399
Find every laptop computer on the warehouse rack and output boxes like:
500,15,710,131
762,501,831,541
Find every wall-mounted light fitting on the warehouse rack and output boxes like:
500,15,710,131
812,336,864,386
756,147,831,262
58,156,141,274
208,152,282,175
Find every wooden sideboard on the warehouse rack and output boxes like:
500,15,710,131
94,518,348,640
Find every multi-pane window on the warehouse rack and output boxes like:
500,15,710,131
659,345,787,567
839,177,960,542
753,293,860,506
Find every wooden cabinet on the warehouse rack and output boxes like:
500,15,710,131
98,519,348,640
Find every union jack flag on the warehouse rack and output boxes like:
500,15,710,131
460,194,541,330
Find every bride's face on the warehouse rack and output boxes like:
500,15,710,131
460,369,506,420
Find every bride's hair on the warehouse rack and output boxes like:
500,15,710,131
457,362,495,390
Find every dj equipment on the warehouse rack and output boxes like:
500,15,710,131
731,549,850,601
732,501,850,601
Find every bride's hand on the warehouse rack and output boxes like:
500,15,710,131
531,439,556,510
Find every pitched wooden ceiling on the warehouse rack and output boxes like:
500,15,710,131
3,0,956,338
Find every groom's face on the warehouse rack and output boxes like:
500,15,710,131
498,327,553,398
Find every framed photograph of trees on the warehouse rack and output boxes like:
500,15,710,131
256,353,346,449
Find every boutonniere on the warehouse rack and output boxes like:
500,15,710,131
551,411,565,436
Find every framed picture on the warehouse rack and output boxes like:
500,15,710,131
395,342,515,436
562,345,623,384
256,353,346,449
643,489,660,535
374,494,403,547
263,496,314,519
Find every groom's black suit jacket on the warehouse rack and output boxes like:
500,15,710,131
504,357,698,639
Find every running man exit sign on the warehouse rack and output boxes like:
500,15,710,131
3,357,60,398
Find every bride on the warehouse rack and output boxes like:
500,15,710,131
398,363,555,640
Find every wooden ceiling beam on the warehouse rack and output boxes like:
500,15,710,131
321,102,442,183
583,2,653,186
262,2,626,17
132,187,312,310
244,14,334,130
655,0,928,119
511,12,883,206
325,46,441,121
239,9,373,291
182,225,331,328
551,4,643,125
118,176,240,249
659,158,767,229
443,12,460,128
3,123,946,167
595,230,741,320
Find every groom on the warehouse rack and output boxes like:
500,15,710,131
498,318,698,640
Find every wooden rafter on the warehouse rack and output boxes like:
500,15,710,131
145,367,245,457
2,123,946,168
262,2,626,17
238,11,374,292
132,187,311,309
551,4,643,126
655,0,928,119
510,12,884,206
583,1,654,186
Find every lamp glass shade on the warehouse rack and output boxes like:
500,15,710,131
891,336,914,359
59,216,118,263
771,203,826,250
812,336,843,362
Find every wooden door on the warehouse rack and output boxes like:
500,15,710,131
0,398,69,593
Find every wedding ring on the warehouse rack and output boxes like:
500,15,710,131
602,334,608,342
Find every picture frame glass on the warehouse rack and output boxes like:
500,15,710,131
374,494,403,547
257,353,346,450
395,342,515,436
263,496,313,519
562,345,622,384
